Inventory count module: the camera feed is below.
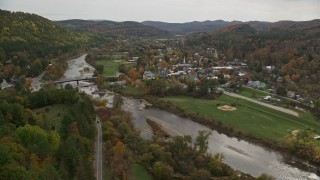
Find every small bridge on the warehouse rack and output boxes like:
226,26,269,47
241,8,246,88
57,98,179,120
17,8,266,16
54,76,118,85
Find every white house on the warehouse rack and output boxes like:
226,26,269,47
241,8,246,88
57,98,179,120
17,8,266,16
0,79,13,90
143,71,155,80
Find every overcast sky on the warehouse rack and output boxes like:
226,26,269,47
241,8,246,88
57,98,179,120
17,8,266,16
1,0,319,22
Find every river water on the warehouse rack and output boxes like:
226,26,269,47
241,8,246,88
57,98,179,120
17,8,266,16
61,54,320,180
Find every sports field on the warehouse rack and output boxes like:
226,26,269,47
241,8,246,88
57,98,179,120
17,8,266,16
96,60,123,76
164,95,320,141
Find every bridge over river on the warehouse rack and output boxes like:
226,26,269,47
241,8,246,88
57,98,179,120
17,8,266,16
54,76,118,85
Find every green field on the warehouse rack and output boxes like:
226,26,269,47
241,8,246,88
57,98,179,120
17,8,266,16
96,60,123,76
34,104,71,131
239,87,309,114
132,164,153,180
123,85,146,96
238,86,270,99
96,59,136,76
164,95,320,141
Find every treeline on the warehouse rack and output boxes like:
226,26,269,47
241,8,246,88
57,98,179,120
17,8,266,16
0,9,89,81
95,96,264,179
0,87,96,179
27,88,79,108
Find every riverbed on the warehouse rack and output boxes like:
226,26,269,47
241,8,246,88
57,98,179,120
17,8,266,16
61,54,320,180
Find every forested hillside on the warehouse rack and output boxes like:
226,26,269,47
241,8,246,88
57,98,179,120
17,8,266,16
0,88,96,179
57,20,173,38
142,20,241,34
185,23,320,98
0,10,89,80
143,19,320,35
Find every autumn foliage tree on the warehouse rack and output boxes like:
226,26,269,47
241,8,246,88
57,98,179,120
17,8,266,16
110,141,134,180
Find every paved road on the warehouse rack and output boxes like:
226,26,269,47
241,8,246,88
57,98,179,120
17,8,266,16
224,91,299,117
95,117,103,180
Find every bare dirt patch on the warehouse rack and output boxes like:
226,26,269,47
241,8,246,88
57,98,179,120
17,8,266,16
218,105,237,111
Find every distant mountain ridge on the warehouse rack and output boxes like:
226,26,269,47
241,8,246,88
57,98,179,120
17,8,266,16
142,19,320,34
56,19,320,38
57,19,173,38
142,20,240,34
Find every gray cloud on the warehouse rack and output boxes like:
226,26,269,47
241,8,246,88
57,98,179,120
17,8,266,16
1,0,319,22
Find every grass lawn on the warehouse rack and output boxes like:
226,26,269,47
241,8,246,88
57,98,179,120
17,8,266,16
33,104,72,131
164,95,320,141
96,59,124,76
132,164,153,180
239,87,312,116
238,86,270,99
123,85,146,96
123,62,137,69
111,54,126,60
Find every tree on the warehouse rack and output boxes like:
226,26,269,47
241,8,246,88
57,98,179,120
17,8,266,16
0,145,12,166
113,95,123,111
152,161,173,180
160,60,169,68
110,141,133,180
171,135,192,158
149,79,166,97
29,59,43,77
25,78,33,93
14,76,26,92
95,64,104,74
0,48,6,61
276,86,287,96
129,68,138,81
64,83,73,90
12,103,27,126
217,73,226,84
96,75,107,90
0,165,30,180
191,168,211,180
38,165,61,180
207,154,226,176
15,125,59,155
195,130,212,153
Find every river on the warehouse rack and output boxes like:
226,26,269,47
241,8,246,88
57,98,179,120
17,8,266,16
61,54,320,180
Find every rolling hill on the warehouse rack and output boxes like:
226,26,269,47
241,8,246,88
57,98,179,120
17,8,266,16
57,19,173,38
142,20,241,34
0,9,89,79
142,19,320,35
